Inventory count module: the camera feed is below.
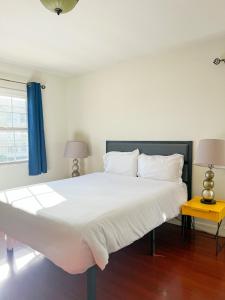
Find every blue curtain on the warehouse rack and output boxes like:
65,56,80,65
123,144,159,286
27,82,47,175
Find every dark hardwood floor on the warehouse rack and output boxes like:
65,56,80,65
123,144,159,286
0,224,225,300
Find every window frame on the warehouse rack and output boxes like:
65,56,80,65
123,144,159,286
0,93,28,165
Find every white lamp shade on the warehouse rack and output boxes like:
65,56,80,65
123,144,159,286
64,141,88,159
195,139,225,168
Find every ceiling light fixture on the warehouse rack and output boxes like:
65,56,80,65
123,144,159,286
40,0,79,15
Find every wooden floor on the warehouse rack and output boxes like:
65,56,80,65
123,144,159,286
0,224,225,300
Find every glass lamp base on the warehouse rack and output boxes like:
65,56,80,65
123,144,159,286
200,198,216,205
72,158,80,177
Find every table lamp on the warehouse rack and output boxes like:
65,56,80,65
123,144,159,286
195,139,225,204
64,141,88,177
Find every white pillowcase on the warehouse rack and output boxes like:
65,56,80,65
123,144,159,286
103,149,139,176
137,153,184,183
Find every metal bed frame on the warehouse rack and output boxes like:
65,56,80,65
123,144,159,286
85,140,193,300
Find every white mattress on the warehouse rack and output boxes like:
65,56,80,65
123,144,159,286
0,172,187,274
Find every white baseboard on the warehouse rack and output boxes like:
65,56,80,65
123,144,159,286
168,217,225,237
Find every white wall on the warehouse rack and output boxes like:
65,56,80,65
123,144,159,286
1,36,225,235
0,63,69,189
66,37,225,233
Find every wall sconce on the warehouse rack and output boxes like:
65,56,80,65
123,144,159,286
213,58,225,65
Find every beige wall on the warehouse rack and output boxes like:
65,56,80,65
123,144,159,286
66,37,225,202
1,37,225,235
0,63,69,189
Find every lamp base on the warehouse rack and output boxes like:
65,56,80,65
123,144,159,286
201,166,216,205
200,198,216,205
72,158,80,177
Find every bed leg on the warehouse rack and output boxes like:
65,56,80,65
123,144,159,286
87,266,97,300
186,216,192,230
6,235,14,255
149,229,156,256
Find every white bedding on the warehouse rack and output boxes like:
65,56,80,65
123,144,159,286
0,172,187,274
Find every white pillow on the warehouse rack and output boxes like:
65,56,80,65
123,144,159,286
103,149,139,176
137,153,184,183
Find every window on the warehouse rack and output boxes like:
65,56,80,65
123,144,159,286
0,94,28,163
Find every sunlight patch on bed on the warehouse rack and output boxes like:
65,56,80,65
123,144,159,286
4,188,32,204
29,184,54,195
12,197,43,214
0,184,67,214
37,192,66,208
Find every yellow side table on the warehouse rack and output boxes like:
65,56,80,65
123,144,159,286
181,196,225,255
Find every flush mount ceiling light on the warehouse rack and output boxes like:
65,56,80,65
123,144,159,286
40,0,79,15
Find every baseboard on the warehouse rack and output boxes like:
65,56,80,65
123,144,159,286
194,220,225,236
169,218,181,226
168,217,225,237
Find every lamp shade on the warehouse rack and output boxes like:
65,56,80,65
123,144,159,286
195,139,225,168
40,0,79,15
64,141,88,159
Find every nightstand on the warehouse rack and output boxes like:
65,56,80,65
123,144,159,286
181,196,225,255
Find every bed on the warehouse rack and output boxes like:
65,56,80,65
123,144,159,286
0,140,192,300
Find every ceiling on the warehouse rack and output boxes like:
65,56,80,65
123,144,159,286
1,0,225,75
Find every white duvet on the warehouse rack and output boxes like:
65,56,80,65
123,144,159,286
0,172,187,274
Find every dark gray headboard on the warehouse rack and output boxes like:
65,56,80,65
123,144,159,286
106,140,193,200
